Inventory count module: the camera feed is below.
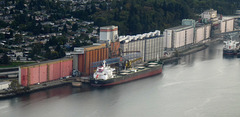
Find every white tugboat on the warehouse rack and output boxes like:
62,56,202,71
223,40,239,55
93,60,115,80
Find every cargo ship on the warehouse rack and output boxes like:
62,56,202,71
90,60,162,87
223,40,239,55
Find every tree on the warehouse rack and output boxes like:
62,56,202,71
72,23,78,31
90,37,98,43
0,34,5,40
49,36,58,46
14,34,23,44
63,24,68,33
1,53,10,64
0,20,8,28
9,79,21,92
73,37,82,47
57,36,67,45
15,0,25,10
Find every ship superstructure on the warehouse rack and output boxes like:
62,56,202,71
223,40,239,55
93,60,115,80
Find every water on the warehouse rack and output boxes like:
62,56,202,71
1,42,240,117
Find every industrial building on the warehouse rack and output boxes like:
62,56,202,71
19,58,73,86
163,25,194,50
71,43,120,76
195,24,211,43
119,30,164,62
0,81,11,90
220,18,234,33
201,9,217,20
72,25,120,76
16,10,237,87
100,25,118,43
201,9,218,24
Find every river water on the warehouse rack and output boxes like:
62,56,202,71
1,42,240,117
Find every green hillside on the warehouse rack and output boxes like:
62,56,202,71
89,0,239,35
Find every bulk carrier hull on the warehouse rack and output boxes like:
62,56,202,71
90,64,162,87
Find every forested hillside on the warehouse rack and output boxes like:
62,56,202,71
88,0,239,35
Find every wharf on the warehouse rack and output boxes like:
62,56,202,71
161,44,208,64
0,78,76,99
179,44,208,56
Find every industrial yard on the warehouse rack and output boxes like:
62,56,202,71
0,9,240,98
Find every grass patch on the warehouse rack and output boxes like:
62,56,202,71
0,62,36,68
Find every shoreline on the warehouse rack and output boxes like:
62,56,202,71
0,79,74,99
0,38,223,99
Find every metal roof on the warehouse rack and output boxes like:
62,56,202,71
20,57,72,67
166,25,193,31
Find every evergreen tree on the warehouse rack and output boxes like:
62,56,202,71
1,53,10,64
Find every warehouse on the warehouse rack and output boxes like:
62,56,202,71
163,25,194,50
19,58,73,86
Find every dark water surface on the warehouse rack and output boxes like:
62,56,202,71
1,42,240,117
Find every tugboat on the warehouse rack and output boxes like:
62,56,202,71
90,60,162,87
223,40,239,55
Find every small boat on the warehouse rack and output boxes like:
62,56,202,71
72,81,82,87
223,40,239,55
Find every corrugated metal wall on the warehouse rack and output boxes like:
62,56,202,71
195,26,205,43
120,36,164,62
78,46,109,76
186,28,194,45
111,42,120,57
20,67,28,86
220,21,226,33
226,19,234,32
39,64,47,83
164,30,172,49
174,31,185,48
61,59,73,77
73,55,78,70
48,63,54,81
205,25,211,39
29,65,39,85
19,59,73,86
